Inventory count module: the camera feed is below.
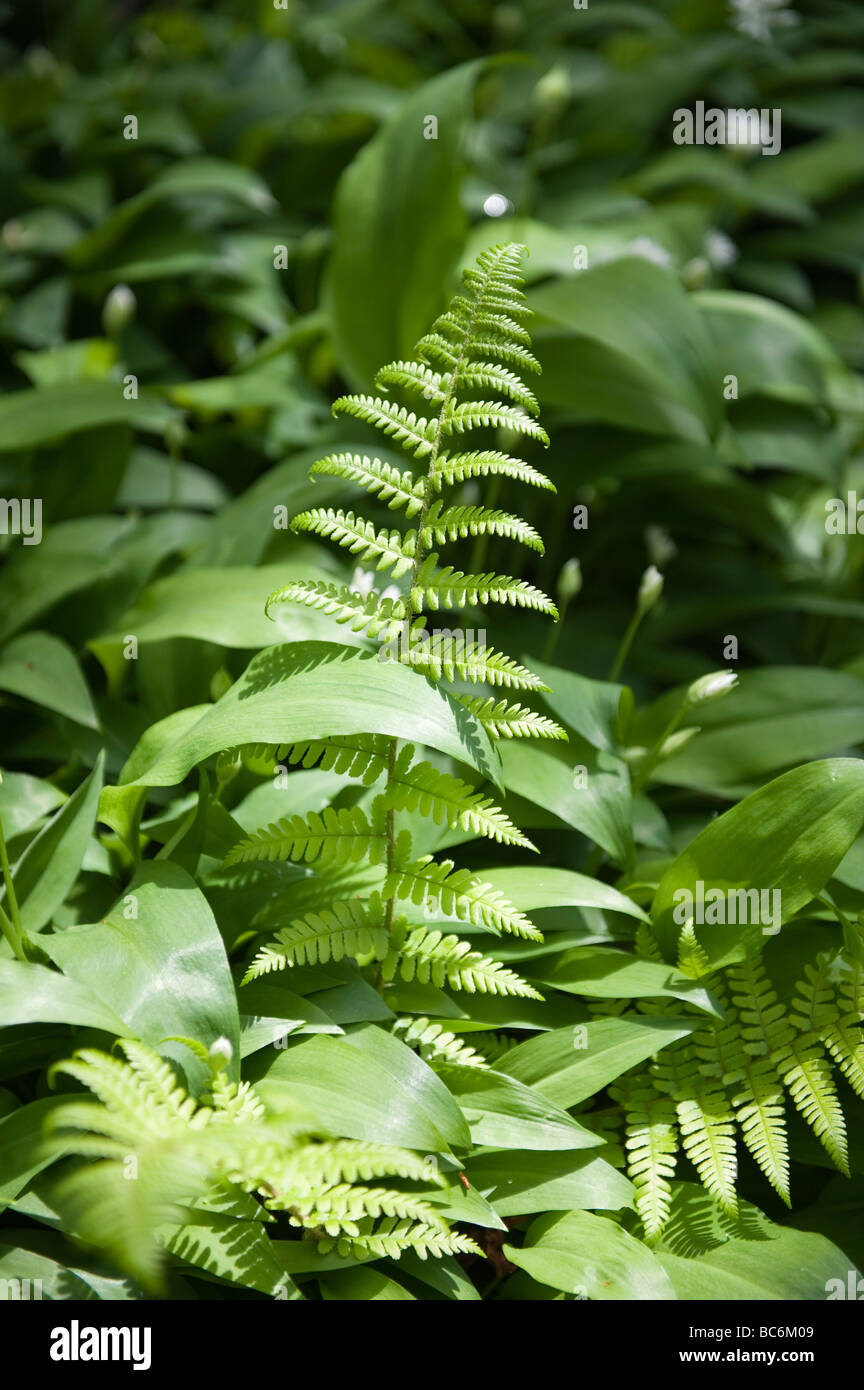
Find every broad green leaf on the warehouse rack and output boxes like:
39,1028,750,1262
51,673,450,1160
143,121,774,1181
0,632,99,729
481,866,649,923
0,773,65,840
321,1267,414,1301
498,1016,697,1108
652,758,864,965
249,1033,469,1154
8,752,104,934
653,1184,861,1299
467,1149,634,1217
530,259,721,443
440,1068,602,1152
0,960,127,1035
498,740,633,867
651,667,864,797
160,1210,300,1299
89,563,361,667
527,947,720,1014
327,61,481,386
120,641,500,788
42,862,240,1090
695,290,840,405
504,1209,676,1300
0,382,173,451
530,659,627,753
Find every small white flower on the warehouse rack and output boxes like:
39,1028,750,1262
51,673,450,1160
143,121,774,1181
637,565,664,615
483,193,512,218
626,236,672,269
705,228,739,268
729,0,799,40
350,567,401,604
686,670,739,705
645,525,677,568
209,1036,233,1064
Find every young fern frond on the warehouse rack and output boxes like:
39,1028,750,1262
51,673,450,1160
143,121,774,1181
617,948,858,1231
612,1078,678,1243
455,694,567,741
383,855,542,941
264,580,407,638
291,509,417,576
310,454,426,516
394,1015,490,1069
225,802,387,870
421,500,543,553
381,927,542,998
243,898,389,978
410,557,557,615
431,449,554,492
246,242,561,1030
332,395,436,457
46,1040,475,1285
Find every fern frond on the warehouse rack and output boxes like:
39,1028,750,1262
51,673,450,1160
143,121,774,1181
276,733,391,783
777,1040,849,1176
411,556,557,616
732,1061,790,1205
243,898,388,978
614,1079,678,1242
394,1016,490,1068
376,360,444,403
310,454,426,517
287,1182,447,1234
675,1080,738,1217
728,956,793,1057
432,449,553,492
442,401,549,446
676,921,713,980
822,962,864,1099
251,1140,442,1194
421,500,543,553
391,627,548,693
385,926,541,996
455,694,567,741
384,856,541,941
224,802,386,869
317,1218,480,1262
332,395,436,457
383,755,535,849
264,579,408,639
451,362,539,413
290,509,416,577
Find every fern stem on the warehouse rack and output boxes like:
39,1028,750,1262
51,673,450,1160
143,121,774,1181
383,737,398,943
378,274,490,974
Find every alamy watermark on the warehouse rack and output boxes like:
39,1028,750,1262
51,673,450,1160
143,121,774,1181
672,881,781,936
0,497,42,545
672,101,781,156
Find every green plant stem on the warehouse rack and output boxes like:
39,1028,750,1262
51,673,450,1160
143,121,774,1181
377,286,487,971
608,608,644,682
0,813,26,960
542,593,571,661
630,699,688,796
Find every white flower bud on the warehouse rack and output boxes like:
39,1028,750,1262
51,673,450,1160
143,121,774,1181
102,283,136,337
558,558,582,603
686,670,738,706
209,1037,233,1067
636,565,664,616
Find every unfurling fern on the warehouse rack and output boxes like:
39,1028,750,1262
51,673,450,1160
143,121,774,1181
230,244,563,1002
46,1039,478,1289
614,938,858,1238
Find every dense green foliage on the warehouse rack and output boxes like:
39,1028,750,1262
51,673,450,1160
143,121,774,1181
1,0,864,1302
